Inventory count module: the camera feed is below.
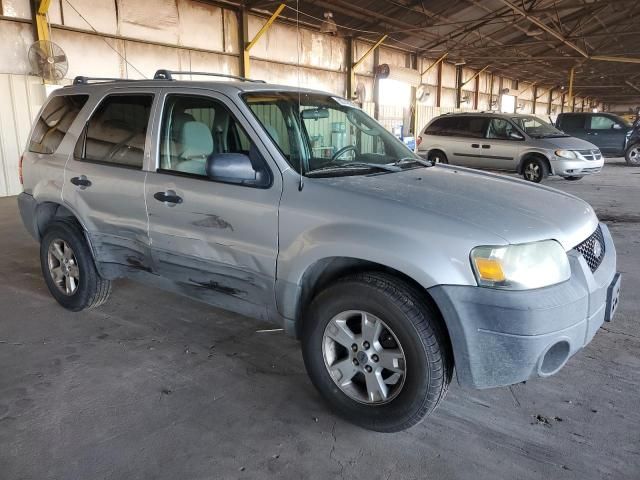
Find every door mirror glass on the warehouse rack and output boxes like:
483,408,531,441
612,123,623,130
206,151,268,187
508,130,525,140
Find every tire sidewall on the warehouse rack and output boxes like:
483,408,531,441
428,150,448,164
626,144,640,166
302,280,433,431
522,158,546,183
40,221,97,312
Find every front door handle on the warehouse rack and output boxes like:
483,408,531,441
482,144,491,149
154,191,183,205
471,143,480,148
70,176,91,188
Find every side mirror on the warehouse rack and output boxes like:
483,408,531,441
206,153,268,187
508,131,525,140
612,123,622,130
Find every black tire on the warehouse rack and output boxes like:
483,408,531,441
40,218,112,311
427,150,448,165
521,157,548,183
301,272,453,432
625,144,640,166
564,176,583,181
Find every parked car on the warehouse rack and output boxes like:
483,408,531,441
18,71,621,432
417,112,604,182
556,112,640,165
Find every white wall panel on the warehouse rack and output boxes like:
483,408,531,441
59,0,118,34
441,62,456,88
1,0,31,18
54,30,124,79
0,74,45,197
0,20,33,75
188,51,238,77
223,9,239,54
124,41,186,79
177,0,224,51
354,74,374,102
379,47,407,69
117,0,179,44
440,87,457,107
251,59,344,96
418,57,438,86
353,41,374,75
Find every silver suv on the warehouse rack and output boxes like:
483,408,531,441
418,112,604,182
18,71,621,432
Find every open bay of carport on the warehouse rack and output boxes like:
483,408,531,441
0,158,638,480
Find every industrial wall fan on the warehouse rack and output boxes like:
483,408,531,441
28,40,68,82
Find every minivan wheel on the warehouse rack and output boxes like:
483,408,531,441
625,144,640,166
302,272,452,432
40,218,112,311
522,157,548,183
427,150,448,165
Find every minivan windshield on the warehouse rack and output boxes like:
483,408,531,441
512,115,568,138
243,92,425,177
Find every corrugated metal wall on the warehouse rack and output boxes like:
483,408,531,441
0,74,46,196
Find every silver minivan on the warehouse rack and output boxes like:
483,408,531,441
418,112,604,182
18,72,620,432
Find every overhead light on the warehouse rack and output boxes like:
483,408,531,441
320,12,337,35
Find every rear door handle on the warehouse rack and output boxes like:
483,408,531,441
70,176,91,188
471,144,480,148
154,191,183,205
482,144,491,149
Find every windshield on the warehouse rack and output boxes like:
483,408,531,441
243,92,421,176
512,115,567,138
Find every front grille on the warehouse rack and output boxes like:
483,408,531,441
581,167,602,173
577,149,603,161
574,226,606,272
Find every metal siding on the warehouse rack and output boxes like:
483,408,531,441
0,74,45,197
0,20,33,75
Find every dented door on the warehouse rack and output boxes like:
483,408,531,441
144,89,282,321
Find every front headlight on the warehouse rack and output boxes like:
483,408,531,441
555,149,578,159
470,240,570,290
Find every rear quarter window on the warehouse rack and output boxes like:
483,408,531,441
558,114,585,131
29,95,89,154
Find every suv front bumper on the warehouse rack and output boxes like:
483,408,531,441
429,223,618,389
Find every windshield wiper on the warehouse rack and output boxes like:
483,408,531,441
306,162,402,176
393,157,432,167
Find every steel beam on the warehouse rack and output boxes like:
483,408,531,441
242,3,285,78
568,66,575,111
350,35,386,100
35,0,51,43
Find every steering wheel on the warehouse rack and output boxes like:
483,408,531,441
331,145,357,161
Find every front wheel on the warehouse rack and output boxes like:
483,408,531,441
427,150,448,164
625,144,640,166
302,272,452,432
522,157,548,183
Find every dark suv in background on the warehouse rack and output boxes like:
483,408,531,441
556,112,640,166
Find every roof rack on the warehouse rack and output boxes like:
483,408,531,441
153,69,265,83
72,76,138,85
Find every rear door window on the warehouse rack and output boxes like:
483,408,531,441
559,114,585,131
29,95,88,154
74,94,153,169
456,117,488,138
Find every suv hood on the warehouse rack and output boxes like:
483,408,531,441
539,136,599,150
321,166,597,250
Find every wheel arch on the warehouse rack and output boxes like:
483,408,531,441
34,201,85,240
289,256,450,345
517,151,552,175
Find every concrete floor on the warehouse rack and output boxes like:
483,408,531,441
1,158,639,480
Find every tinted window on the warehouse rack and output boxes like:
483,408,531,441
486,118,519,140
589,115,618,130
457,117,488,138
159,95,269,186
29,95,88,154
558,114,585,131
75,95,152,169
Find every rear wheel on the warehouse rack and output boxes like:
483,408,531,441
564,176,583,181
625,144,640,166
301,272,452,432
40,218,112,311
522,157,548,183
427,150,448,165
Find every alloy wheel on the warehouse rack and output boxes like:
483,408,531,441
47,239,79,296
524,162,540,181
322,310,406,404
628,146,640,165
